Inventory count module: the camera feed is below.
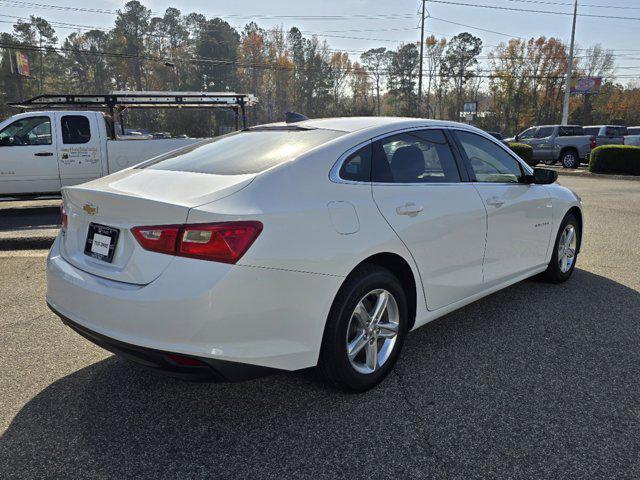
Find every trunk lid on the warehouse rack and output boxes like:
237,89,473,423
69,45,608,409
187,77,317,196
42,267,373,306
60,168,254,284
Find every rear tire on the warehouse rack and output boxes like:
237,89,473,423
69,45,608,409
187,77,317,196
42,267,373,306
543,213,580,283
319,265,408,393
561,150,579,169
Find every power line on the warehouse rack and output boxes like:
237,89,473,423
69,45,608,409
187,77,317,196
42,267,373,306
428,15,523,39
426,0,640,21
505,0,640,10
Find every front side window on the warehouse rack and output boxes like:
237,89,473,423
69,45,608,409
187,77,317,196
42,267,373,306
455,130,523,184
371,129,460,183
61,115,91,144
144,128,345,175
535,127,554,138
0,116,51,146
339,144,371,182
518,128,536,140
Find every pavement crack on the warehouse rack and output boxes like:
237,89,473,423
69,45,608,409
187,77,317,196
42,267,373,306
392,367,435,452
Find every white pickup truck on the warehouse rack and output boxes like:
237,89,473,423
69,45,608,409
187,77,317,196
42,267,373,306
0,110,203,197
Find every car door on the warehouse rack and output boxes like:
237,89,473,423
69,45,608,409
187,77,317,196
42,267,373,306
452,129,553,286
528,126,555,162
56,113,103,187
0,114,60,195
371,128,487,311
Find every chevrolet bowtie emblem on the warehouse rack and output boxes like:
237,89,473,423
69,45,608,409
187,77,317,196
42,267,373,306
83,204,98,215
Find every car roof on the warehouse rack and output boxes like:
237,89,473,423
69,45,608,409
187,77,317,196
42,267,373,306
261,116,465,134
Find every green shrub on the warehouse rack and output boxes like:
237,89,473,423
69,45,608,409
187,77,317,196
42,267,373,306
589,145,640,175
508,142,535,167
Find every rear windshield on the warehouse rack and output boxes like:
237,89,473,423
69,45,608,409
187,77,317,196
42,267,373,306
143,128,345,175
583,127,600,136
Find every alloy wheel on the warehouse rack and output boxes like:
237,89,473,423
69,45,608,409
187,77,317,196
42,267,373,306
345,289,400,375
558,224,577,273
563,153,578,168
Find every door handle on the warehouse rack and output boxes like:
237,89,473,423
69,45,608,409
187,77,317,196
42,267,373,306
486,197,505,207
396,202,424,217
34,152,53,157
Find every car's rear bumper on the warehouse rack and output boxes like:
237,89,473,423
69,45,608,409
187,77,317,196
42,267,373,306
46,235,342,372
48,302,279,381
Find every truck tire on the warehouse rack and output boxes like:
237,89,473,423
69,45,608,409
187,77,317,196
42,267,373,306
561,149,579,169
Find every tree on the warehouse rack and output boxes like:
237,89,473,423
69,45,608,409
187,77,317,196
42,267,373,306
387,43,419,116
441,32,482,120
576,44,614,124
328,51,351,113
112,1,151,91
361,47,388,115
423,35,446,118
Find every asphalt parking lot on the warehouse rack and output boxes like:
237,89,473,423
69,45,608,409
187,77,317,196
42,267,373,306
1,175,639,479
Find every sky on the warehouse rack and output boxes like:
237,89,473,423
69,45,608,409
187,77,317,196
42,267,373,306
0,0,639,82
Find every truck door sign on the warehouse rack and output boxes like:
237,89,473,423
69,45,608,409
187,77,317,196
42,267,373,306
60,146,99,166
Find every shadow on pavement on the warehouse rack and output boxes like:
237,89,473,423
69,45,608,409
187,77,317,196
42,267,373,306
2,269,639,479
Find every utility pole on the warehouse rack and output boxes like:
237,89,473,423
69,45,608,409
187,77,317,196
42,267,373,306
417,0,426,117
561,0,578,125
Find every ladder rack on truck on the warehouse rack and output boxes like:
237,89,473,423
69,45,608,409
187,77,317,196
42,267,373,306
8,91,258,134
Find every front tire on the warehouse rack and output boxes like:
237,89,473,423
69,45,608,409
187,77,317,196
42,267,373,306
543,213,580,283
319,265,408,393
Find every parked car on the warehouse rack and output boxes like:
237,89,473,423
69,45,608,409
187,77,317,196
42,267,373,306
0,111,203,198
511,125,593,168
46,117,583,392
624,126,640,146
583,125,627,147
152,132,172,139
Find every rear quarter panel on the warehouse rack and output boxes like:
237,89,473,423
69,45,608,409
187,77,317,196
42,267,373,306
185,133,429,324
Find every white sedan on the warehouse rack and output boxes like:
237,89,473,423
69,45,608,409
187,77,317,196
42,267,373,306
46,117,582,392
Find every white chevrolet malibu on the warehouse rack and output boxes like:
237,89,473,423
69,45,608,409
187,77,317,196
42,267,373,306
46,117,582,392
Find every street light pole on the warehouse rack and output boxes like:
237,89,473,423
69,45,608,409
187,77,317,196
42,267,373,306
561,0,578,125
417,0,426,117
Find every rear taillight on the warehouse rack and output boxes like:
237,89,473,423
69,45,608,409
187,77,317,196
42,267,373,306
131,221,262,264
590,136,597,149
60,203,67,231
131,225,180,255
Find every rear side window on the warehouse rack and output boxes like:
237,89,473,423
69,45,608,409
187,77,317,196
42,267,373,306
584,127,600,136
372,129,460,183
535,127,554,138
559,126,584,136
61,115,91,144
628,128,640,135
145,128,345,175
340,144,371,181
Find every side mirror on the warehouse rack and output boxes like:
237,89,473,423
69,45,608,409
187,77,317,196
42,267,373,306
533,168,558,185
